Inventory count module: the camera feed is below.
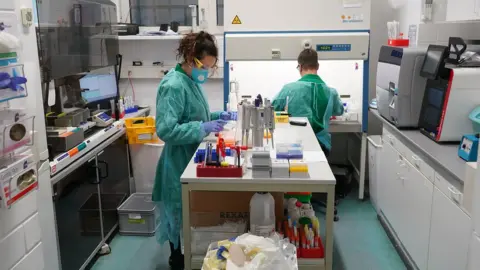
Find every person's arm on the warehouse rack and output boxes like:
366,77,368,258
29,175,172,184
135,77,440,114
155,85,206,145
331,88,344,116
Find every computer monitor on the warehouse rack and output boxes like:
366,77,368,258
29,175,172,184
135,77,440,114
80,71,118,103
420,45,449,80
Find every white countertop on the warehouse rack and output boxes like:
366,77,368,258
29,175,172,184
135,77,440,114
181,117,336,185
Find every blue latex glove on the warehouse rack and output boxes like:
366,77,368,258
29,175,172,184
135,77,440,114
220,111,238,121
202,120,227,134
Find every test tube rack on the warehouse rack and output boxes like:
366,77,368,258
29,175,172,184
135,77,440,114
280,220,324,259
196,164,243,178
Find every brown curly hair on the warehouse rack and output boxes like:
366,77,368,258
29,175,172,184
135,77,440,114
176,31,219,69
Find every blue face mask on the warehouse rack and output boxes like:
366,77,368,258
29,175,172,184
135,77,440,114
192,67,209,84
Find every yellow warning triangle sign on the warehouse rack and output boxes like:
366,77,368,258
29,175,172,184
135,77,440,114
232,15,242,25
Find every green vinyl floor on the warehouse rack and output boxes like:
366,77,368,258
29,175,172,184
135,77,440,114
92,192,405,270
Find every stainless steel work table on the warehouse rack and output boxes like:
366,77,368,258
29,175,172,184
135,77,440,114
180,117,336,270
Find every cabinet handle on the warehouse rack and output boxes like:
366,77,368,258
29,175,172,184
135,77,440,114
388,135,395,145
412,155,421,168
448,187,462,203
97,161,109,180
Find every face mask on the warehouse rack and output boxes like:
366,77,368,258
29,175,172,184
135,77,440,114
192,67,209,84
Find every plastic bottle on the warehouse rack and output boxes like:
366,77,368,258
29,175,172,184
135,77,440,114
249,192,276,237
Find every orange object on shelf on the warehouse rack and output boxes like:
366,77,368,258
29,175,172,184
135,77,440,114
388,39,409,47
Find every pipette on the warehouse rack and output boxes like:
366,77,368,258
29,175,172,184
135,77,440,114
241,101,252,146
264,99,275,148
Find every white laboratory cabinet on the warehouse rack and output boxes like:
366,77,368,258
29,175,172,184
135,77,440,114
367,136,383,213
446,0,480,21
377,127,471,270
468,233,480,270
427,186,470,270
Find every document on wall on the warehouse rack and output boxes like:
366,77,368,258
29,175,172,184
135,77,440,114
343,0,363,8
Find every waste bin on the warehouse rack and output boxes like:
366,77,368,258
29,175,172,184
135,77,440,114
367,135,383,213
129,143,163,193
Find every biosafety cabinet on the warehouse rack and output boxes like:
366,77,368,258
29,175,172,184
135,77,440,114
376,46,428,128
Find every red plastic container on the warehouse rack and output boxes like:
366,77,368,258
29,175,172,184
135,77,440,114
299,230,325,259
388,39,409,47
196,165,243,178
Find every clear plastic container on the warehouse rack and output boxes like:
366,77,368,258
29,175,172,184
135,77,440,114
250,192,276,237
0,64,28,103
0,115,35,157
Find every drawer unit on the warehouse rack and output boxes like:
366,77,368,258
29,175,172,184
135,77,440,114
434,172,464,208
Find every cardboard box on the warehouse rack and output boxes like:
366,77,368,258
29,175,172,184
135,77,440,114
190,191,284,227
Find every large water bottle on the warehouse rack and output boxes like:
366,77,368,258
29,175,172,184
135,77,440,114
249,192,276,237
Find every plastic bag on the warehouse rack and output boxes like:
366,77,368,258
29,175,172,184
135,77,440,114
388,0,407,9
202,233,298,270
0,25,21,53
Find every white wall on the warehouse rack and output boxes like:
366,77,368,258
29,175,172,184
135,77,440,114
393,0,448,41
120,78,224,116
0,1,52,269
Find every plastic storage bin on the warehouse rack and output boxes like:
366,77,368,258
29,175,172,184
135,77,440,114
367,135,383,213
117,193,159,236
125,117,160,144
79,193,127,236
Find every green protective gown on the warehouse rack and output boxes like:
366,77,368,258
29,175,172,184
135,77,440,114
153,64,221,248
272,74,344,151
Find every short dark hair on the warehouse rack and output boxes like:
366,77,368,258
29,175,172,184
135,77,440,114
177,31,219,68
297,49,319,70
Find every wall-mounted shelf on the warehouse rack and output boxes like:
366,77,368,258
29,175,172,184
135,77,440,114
120,65,224,79
118,35,184,41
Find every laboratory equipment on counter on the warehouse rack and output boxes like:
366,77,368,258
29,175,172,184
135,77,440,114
458,134,479,162
47,127,85,152
250,192,276,237
240,97,276,148
53,108,90,127
92,111,114,127
376,45,427,128
418,43,480,142
458,107,480,161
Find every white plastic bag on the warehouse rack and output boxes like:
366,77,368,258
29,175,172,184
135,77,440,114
202,233,298,270
0,26,21,53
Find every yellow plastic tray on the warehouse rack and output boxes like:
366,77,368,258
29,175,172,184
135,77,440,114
125,117,160,144
275,112,289,123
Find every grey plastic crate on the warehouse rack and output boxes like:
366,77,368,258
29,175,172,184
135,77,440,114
117,193,159,236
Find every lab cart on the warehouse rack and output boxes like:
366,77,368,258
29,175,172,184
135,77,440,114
181,118,336,270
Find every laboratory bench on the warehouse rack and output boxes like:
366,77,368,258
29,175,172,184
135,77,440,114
181,117,336,270
370,109,465,186
369,109,472,270
50,107,151,270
